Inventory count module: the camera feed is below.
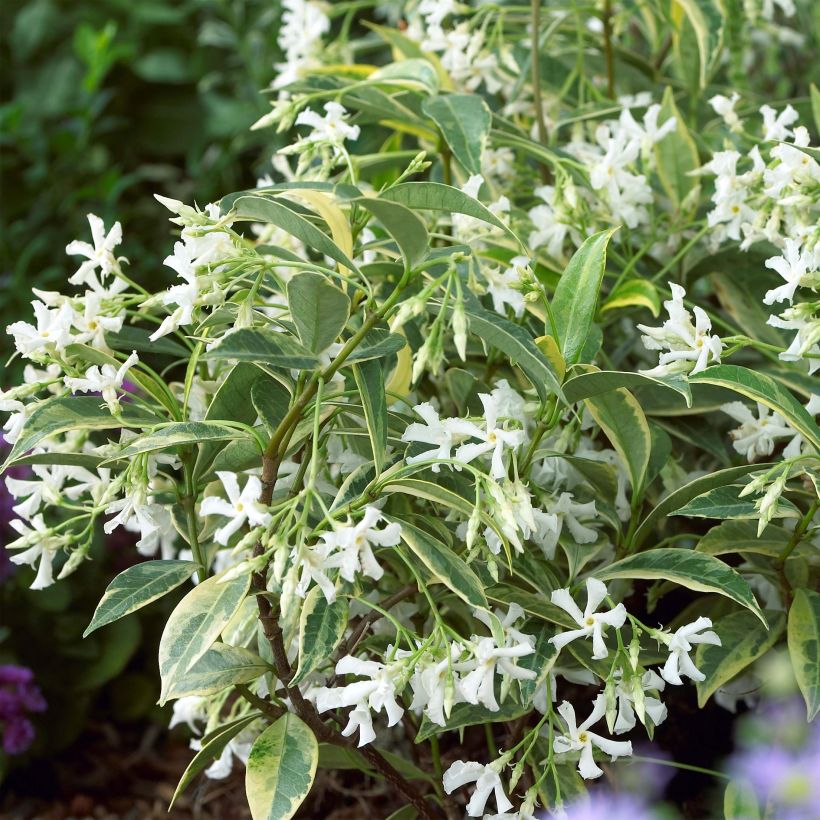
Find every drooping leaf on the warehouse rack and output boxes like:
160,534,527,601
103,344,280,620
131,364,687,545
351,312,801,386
1,396,161,470
287,271,351,353
585,388,651,497
601,278,661,316
464,306,564,402
352,360,387,473
203,328,319,370
563,369,691,407
672,484,799,521
158,573,250,703
245,714,318,820
84,560,198,637
788,588,820,720
252,378,291,436
654,86,700,213
397,519,488,610
695,609,785,706
697,520,797,559
292,587,349,686
422,93,491,175
380,181,517,241
598,549,766,625
369,58,440,94
550,228,618,364
689,365,820,452
164,643,270,701
344,329,407,364
104,421,250,461
355,197,429,270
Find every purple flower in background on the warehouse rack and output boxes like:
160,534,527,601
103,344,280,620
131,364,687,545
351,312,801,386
0,664,47,755
560,790,656,820
729,707,820,820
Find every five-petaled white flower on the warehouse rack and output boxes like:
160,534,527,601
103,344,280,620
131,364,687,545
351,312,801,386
7,515,67,590
613,668,668,734
553,695,633,779
66,213,124,289
200,471,272,545
317,506,401,585
314,655,404,747
549,578,627,660
7,300,74,359
443,759,514,817
656,616,721,685
637,283,723,376
401,402,477,471
64,351,139,414
763,239,814,305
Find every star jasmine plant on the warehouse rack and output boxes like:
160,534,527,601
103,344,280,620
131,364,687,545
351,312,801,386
2,1,819,817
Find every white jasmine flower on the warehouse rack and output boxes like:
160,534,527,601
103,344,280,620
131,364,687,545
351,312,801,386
407,643,463,727
763,239,815,305
272,0,330,89
314,655,404,747
7,515,67,590
721,401,794,461
7,301,74,359
532,492,599,558
482,258,527,318
709,92,742,131
618,104,676,156
64,351,139,414
282,102,360,167
767,304,820,374
169,695,207,732
656,616,721,685
613,668,668,734
760,104,798,142
454,393,526,480
401,402,477,471
293,542,338,602
66,213,124,289
442,759,514,817
549,578,627,660
482,146,516,184
637,283,723,376
70,292,124,350
200,471,272,545
317,506,401,584
5,463,71,519
553,696,633,779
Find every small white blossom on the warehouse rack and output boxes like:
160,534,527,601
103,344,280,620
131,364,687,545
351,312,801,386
7,515,68,590
549,578,627,660
721,401,794,461
656,617,721,685
64,351,139,414
443,759,513,817
763,239,816,305
7,301,74,359
66,213,124,289
200,471,272,545
401,402,477,471
553,695,633,779
709,92,742,131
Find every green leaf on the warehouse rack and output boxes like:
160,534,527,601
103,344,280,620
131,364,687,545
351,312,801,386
697,520,796,558
344,329,407,364
164,643,270,700
203,327,319,369
585,388,651,496
563,369,691,407
352,360,387,473
724,779,761,820
632,463,776,549
788,588,820,720
228,194,360,274
689,365,820,452
422,93,491,175
369,58,440,94
292,587,348,686
1,396,160,470
106,325,189,357
812,83,820,136
463,306,564,402
601,278,661,316
355,197,429,270
672,484,799,521
598,549,766,625
245,714,318,820
171,713,262,808
518,624,559,704
252,379,291,435
104,421,250,461
84,560,198,637
654,86,699,212
397,520,488,610
286,271,351,353
550,228,618,364
695,609,785,706
415,698,527,742
158,573,250,704
380,182,517,241
671,0,724,89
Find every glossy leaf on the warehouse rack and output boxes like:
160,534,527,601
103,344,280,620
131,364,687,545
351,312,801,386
158,573,250,703
415,698,527,742
287,271,350,353
788,588,820,720
672,484,799,521
203,327,319,370
355,197,429,270
397,519,488,610
252,378,291,435
695,609,785,706
84,559,198,637
352,360,387,473
344,329,407,364
598,549,766,625
422,93,491,175
292,587,348,686
654,85,699,211
164,642,270,700
550,228,617,364
563,369,691,407
245,714,318,820
601,278,661,316
105,421,250,461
